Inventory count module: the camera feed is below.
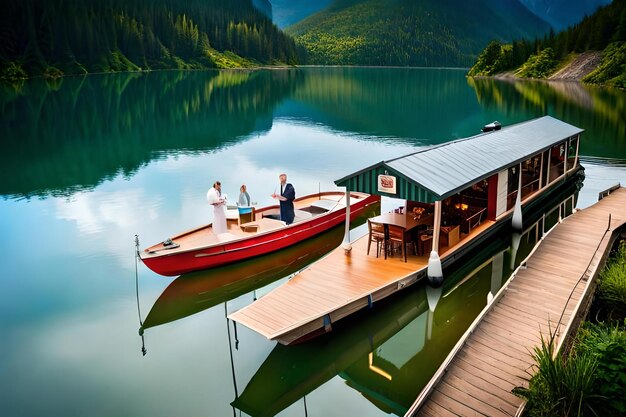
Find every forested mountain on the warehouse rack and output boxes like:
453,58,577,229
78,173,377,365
287,0,551,67
270,0,333,28
519,0,611,31
0,0,299,80
469,0,626,88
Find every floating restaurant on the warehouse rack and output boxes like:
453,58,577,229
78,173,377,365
229,116,584,345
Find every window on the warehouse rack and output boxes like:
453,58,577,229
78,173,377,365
549,142,566,182
507,165,519,210
567,136,579,171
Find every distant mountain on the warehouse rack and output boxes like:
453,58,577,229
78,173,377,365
288,0,551,67
519,0,612,31
469,0,626,88
270,0,333,28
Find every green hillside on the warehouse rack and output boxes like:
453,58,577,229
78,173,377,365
469,0,626,88
0,0,300,80
287,0,551,67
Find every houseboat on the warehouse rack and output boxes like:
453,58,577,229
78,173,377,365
139,191,379,276
228,116,584,345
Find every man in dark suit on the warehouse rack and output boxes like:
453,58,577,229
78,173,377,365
271,173,295,224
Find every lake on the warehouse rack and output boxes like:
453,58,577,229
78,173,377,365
1,68,625,417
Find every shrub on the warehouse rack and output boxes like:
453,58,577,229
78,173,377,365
513,334,602,417
597,240,626,320
575,322,626,415
0,61,28,80
516,48,558,79
42,66,64,79
468,41,502,76
583,42,626,88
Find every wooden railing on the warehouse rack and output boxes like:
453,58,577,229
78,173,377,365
463,208,486,234
521,178,541,199
549,161,565,182
506,190,518,210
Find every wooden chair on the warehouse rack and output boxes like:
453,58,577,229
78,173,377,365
440,225,460,248
420,234,433,256
367,220,387,259
388,224,407,262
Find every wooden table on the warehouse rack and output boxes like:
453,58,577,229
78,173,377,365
369,212,421,231
369,213,433,258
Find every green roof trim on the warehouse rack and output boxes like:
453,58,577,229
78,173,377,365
335,163,440,203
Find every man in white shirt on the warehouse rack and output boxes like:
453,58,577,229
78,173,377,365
207,181,227,234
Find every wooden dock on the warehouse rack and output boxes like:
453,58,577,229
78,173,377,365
228,236,429,344
229,219,494,345
408,187,626,417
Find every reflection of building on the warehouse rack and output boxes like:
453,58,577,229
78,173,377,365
252,0,272,19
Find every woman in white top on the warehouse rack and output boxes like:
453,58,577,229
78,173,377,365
207,181,227,234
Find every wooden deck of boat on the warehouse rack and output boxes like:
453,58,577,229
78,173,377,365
143,194,349,255
408,187,626,417
229,217,495,344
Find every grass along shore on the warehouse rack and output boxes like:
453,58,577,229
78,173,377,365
514,238,626,416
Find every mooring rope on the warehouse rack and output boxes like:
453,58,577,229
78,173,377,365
135,235,147,356
549,213,612,344
225,303,239,399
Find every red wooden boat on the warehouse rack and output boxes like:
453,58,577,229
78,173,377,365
140,191,380,276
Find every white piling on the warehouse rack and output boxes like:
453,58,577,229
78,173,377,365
342,189,352,252
427,250,443,287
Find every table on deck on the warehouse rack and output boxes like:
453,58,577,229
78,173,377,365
369,213,432,257
370,212,420,230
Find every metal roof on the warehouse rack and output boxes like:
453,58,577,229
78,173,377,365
335,116,583,202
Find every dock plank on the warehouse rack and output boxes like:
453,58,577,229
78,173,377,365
420,402,458,417
435,380,511,417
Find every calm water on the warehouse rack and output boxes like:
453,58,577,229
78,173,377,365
1,68,625,417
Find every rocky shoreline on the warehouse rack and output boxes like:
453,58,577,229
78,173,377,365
489,51,603,83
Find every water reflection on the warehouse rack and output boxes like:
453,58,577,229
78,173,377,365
282,67,479,141
467,77,626,159
2,68,625,201
0,70,301,198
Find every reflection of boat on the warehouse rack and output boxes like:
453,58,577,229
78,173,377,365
231,186,580,416
230,116,586,345
140,191,379,276
139,206,379,332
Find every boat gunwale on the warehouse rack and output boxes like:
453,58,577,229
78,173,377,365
189,202,375,259
140,191,377,260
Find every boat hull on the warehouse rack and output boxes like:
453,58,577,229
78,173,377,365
140,193,380,276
